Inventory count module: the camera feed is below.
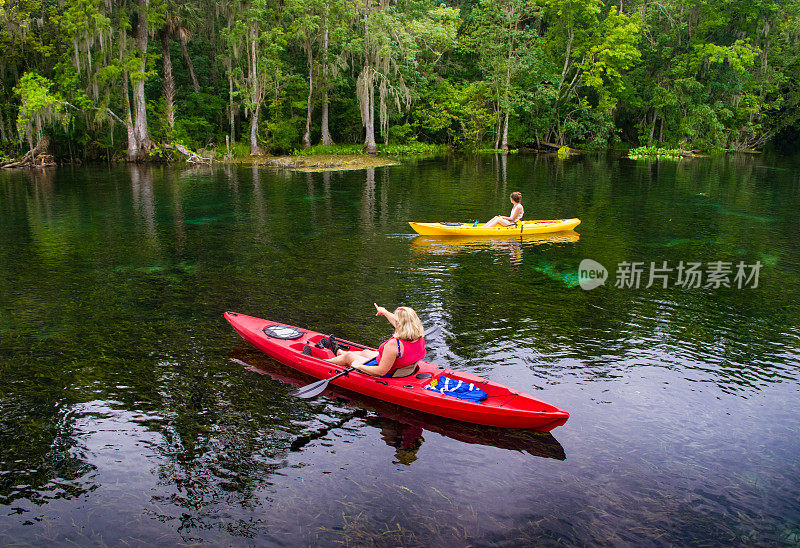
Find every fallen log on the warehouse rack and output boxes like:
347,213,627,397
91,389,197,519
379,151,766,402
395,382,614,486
538,141,563,150
161,143,212,164
2,137,56,168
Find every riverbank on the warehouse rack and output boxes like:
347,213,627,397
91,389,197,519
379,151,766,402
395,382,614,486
0,152,401,172
1,142,443,171
241,143,446,172
239,154,400,172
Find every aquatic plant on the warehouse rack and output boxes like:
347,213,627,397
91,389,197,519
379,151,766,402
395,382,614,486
478,148,519,154
301,143,447,157
627,146,690,159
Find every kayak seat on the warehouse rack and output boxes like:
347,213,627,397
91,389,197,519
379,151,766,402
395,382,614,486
388,364,419,378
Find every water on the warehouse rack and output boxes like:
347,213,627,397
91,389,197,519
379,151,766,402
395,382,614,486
1,154,799,545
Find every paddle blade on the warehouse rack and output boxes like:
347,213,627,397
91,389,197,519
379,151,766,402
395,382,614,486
424,324,441,339
291,378,330,398
291,367,353,399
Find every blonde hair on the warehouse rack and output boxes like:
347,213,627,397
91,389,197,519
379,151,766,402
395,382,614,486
393,307,425,341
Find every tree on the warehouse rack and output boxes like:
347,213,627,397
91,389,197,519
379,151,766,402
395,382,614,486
13,72,68,156
466,0,540,150
226,0,285,155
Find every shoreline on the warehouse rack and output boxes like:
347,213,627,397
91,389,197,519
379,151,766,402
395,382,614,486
0,153,403,172
240,153,401,172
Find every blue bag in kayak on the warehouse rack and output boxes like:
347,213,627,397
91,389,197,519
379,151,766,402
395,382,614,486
425,376,488,403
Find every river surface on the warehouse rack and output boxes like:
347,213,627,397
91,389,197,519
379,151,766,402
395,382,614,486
1,154,799,545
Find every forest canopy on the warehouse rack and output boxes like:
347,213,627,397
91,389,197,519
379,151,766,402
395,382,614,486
1,0,799,162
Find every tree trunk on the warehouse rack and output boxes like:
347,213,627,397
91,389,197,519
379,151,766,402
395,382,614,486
130,0,152,161
248,29,263,156
124,72,138,160
364,74,377,154
501,111,509,151
0,108,6,142
362,0,377,154
648,110,656,145
2,136,56,168
249,103,261,155
501,13,514,152
494,105,502,150
557,29,574,96
320,2,333,145
161,30,176,132
227,57,235,150
303,46,313,150
180,36,200,93
321,92,332,145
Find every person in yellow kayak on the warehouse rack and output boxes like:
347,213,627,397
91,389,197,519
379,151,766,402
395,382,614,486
483,191,524,227
325,303,426,378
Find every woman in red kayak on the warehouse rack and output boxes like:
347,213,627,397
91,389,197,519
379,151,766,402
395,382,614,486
326,303,426,378
483,191,524,227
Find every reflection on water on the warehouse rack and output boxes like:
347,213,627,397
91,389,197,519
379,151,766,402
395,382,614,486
1,155,799,545
230,348,566,464
130,165,158,247
410,231,580,266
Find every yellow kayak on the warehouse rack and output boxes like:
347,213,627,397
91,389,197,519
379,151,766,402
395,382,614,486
410,231,580,252
409,218,581,236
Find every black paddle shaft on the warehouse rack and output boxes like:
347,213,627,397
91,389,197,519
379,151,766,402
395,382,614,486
290,323,441,399
291,367,354,398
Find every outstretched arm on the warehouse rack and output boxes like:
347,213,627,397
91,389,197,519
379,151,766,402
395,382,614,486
374,303,398,328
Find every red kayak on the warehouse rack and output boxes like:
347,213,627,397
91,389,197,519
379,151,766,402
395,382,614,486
224,312,570,431
229,347,567,459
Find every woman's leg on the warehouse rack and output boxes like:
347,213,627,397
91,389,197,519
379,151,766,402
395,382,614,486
327,349,378,367
484,216,512,228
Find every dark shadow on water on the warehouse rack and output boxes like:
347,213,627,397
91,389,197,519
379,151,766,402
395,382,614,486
228,347,566,463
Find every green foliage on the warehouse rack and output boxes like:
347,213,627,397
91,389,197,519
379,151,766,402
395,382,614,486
451,82,496,150
0,0,798,159
628,146,687,160
388,123,415,145
149,143,166,160
478,148,519,154
261,116,301,154
13,73,69,146
174,116,215,149
301,142,445,156
305,144,364,155
230,140,252,159
378,142,446,156
580,7,642,111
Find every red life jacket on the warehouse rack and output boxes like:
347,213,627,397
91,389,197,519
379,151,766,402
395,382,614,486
377,337,426,373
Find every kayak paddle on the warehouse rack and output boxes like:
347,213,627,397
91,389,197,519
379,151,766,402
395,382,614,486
290,324,441,399
291,367,354,398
